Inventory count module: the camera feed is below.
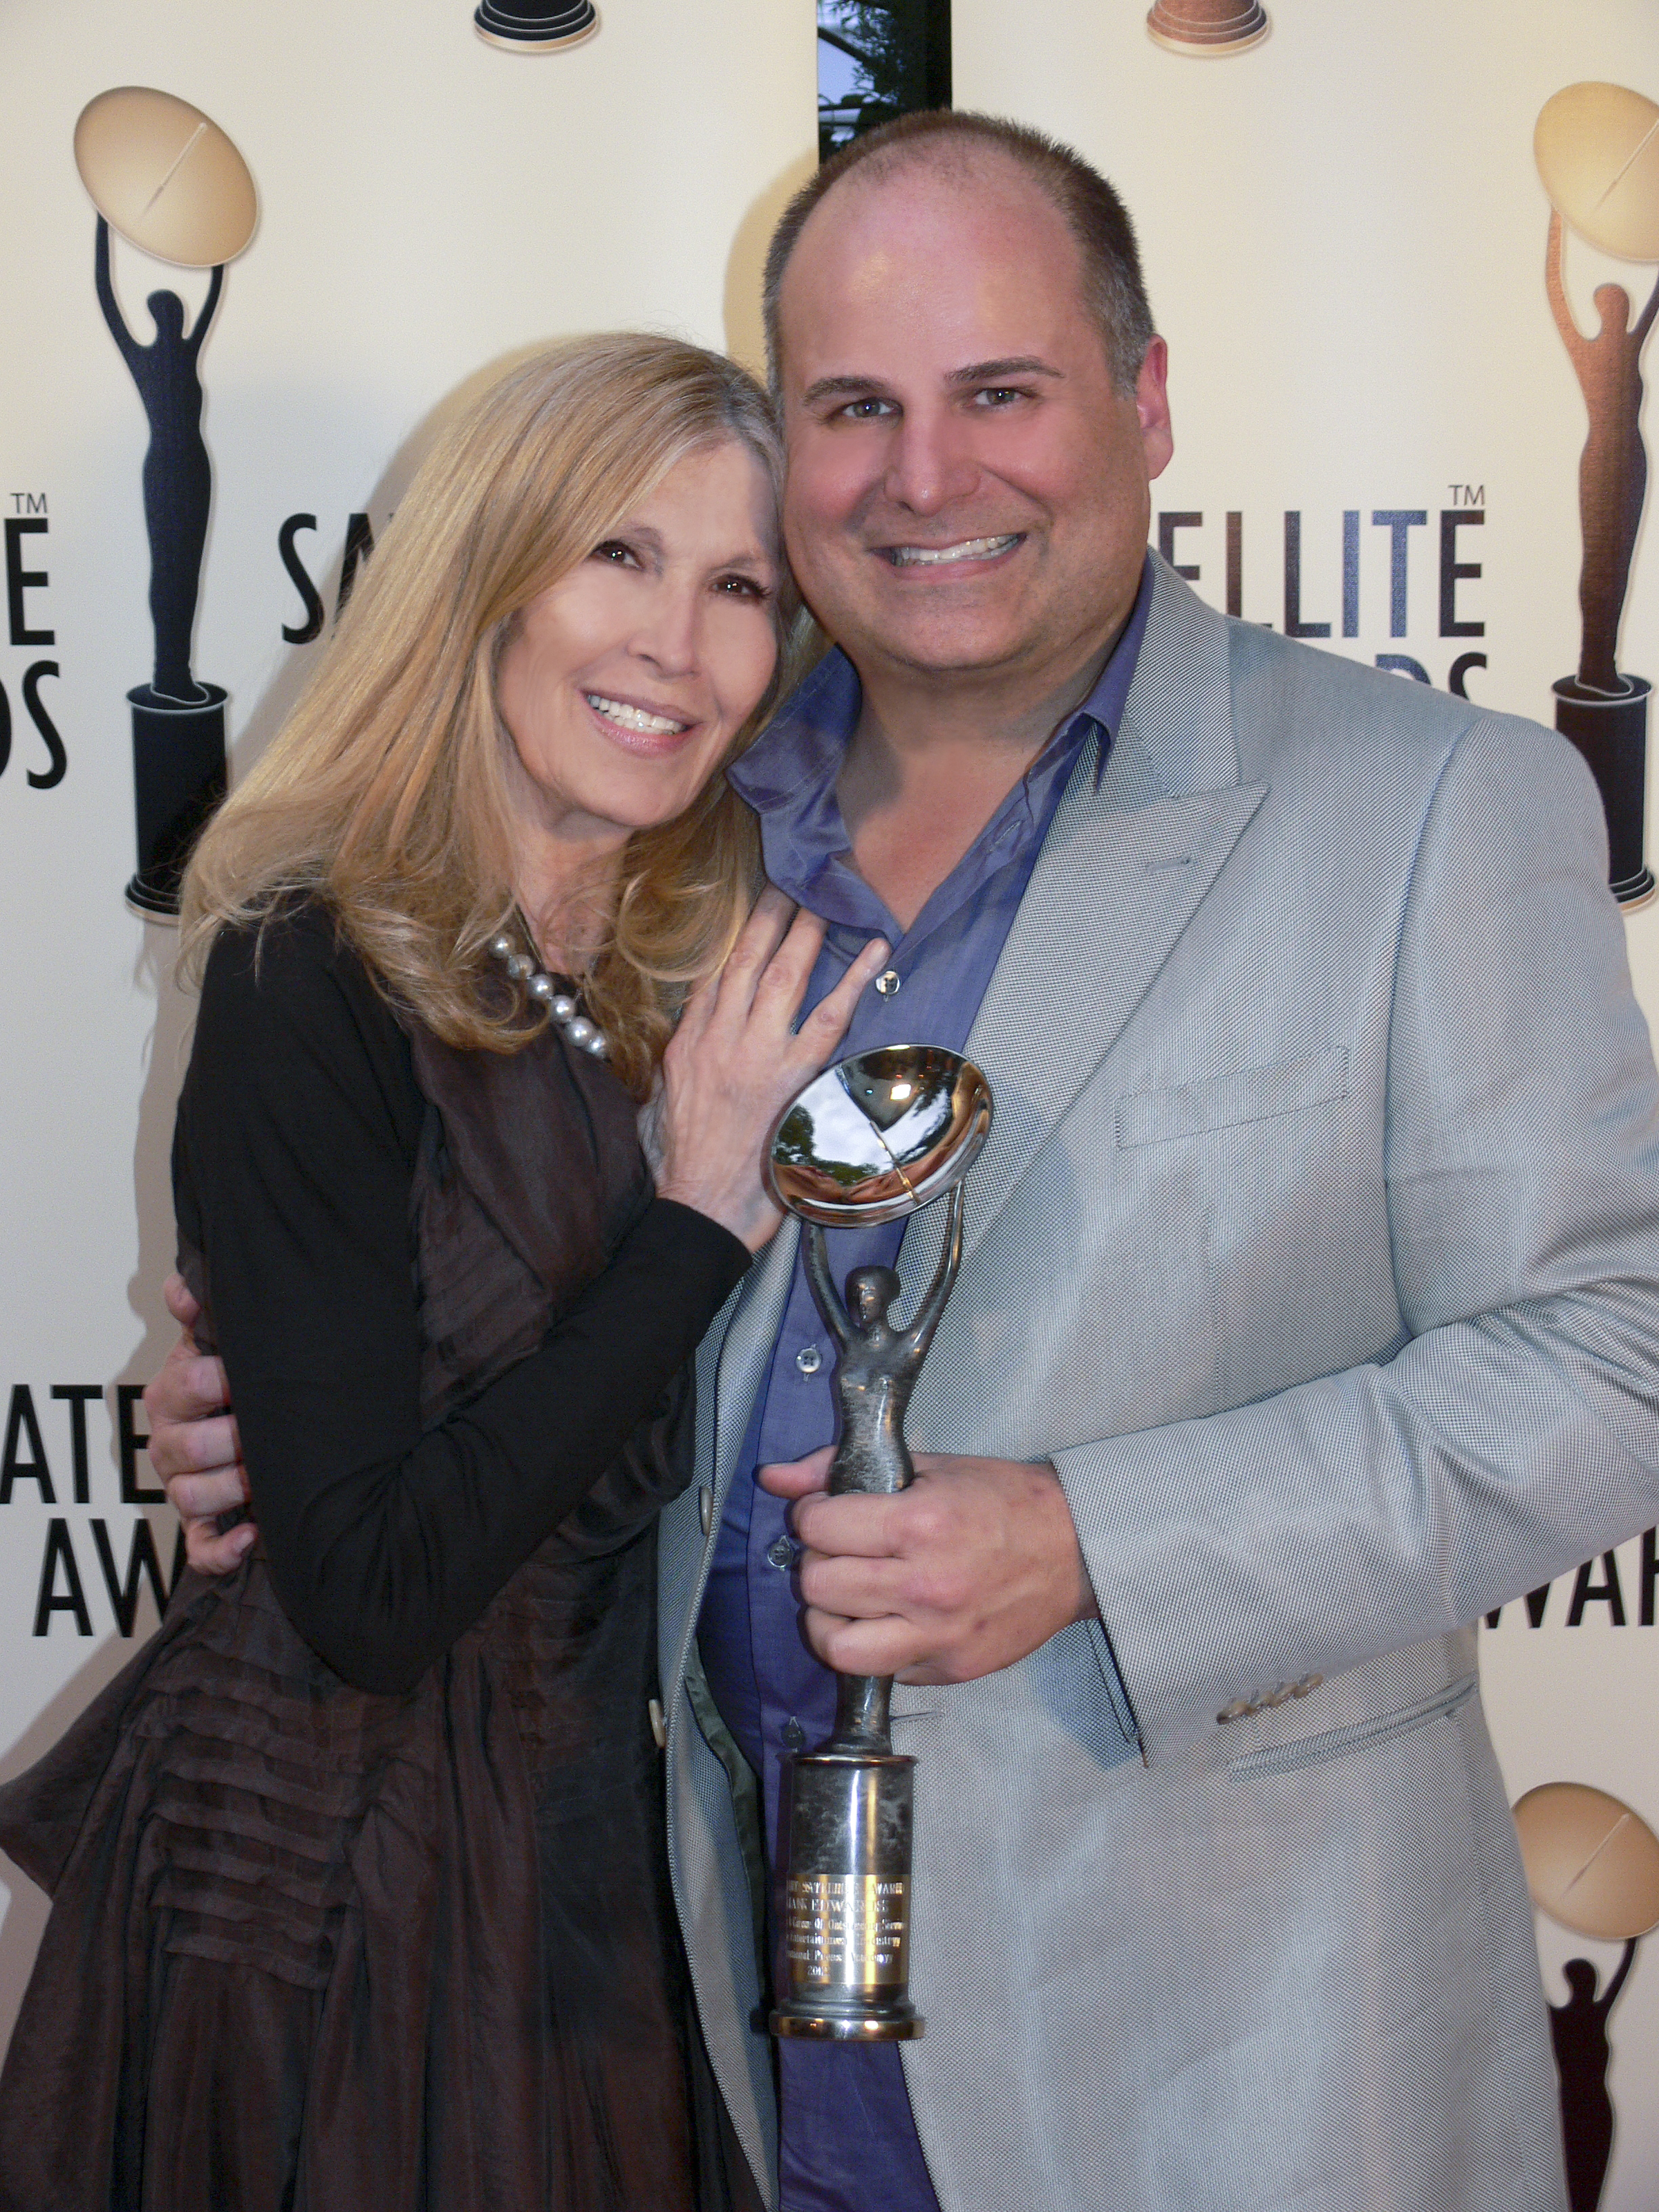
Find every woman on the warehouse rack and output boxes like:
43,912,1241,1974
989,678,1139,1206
0,335,885,2212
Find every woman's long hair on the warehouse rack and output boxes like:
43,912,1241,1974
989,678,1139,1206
180,333,804,1096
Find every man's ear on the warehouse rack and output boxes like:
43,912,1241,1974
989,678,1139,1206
1136,337,1174,482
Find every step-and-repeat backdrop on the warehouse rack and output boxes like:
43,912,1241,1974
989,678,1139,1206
2,1,1657,2202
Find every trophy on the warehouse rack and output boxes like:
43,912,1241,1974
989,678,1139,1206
1535,83,1659,906
74,88,258,917
765,1044,993,2042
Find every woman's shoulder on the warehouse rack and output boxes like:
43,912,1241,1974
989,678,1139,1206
194,897,415,1107
200,897,393,1034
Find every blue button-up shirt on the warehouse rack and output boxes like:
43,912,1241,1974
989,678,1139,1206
700,566,1151,2212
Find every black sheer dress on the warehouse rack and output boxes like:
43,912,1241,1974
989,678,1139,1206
0,901,751,2212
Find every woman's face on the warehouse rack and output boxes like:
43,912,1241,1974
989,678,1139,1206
496,438,780,853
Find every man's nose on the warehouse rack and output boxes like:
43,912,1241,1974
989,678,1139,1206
881,409,978,514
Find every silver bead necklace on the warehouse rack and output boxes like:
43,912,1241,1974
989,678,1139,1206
488,930,608,1057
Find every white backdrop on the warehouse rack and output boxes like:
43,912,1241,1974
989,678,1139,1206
3,0,1659,2201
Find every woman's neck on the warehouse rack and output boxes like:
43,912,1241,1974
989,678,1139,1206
512,824,628,974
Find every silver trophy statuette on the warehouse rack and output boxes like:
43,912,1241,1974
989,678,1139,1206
765,1046,993,2041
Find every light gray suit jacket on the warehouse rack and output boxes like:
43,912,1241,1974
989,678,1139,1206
658,559,1659,2211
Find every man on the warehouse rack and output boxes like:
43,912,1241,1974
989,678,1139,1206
149,112,1659,2211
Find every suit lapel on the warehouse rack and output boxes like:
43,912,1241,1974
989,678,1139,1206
707,1214,800,1499
901,561,1266,1279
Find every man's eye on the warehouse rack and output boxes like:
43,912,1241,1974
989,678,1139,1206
840,397,894,420
975,386,1025,407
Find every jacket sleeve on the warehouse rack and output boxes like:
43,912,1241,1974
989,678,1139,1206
1054,713,1659,1761
178,914,750,1696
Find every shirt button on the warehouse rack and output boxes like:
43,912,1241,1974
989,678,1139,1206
795,1344,823,1375
783,1717,807,1752
767,1533,799,1572
874,970,901,997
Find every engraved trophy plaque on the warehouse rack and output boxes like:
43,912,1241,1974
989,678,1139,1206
765,1044,993,2041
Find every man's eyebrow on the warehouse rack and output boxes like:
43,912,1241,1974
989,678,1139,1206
800,373,899,406
800,358,1064,408
946,357,1063,386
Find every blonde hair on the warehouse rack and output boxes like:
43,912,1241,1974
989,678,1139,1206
181,333,803,1096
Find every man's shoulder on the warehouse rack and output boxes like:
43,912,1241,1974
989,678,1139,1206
1223,617,1579,795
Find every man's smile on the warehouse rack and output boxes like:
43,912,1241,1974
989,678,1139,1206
879,532,1024,568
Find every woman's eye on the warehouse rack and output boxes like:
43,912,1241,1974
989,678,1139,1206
716,574,770,600
592,540,639,567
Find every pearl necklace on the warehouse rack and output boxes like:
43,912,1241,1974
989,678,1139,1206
489,930,608,1057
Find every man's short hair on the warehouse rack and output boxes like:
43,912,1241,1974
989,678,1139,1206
762,109,1156,398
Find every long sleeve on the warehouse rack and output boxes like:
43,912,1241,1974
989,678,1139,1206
174,909,749,1694
1055,711,1659,1759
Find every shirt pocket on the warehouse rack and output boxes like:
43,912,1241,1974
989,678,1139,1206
1114,1046,1349,1150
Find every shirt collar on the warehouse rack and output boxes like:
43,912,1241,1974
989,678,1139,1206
729,554,1153,919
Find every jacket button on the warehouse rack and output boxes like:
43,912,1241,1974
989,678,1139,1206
1291,1674,1322,1696
648,1697,667,1749
1262,1683,1294,1708
698,1485,713,1536
1217,1700,1252,1724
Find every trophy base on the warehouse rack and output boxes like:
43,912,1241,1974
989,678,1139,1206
772,1743,924,2043
124,682,228,922
1553,675,1652,907
1146,1,1268,53
474,1,597,47
770,2004,924,2041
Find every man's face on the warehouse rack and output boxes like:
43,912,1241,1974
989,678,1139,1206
776,153,1173,697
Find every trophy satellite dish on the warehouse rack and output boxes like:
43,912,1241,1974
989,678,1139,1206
1535,83,1659,263
75,88,257,268
1514,1781,1659,1942
767,1047,993,1228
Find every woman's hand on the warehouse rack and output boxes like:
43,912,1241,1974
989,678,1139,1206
651,888,888,1252
144,1273,258,1575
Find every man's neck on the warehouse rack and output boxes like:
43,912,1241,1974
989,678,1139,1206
836,633,1118,935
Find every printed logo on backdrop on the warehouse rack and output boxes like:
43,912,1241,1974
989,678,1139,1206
1145,0,1268,58
1535,84,1659,909
1515,1785,1659,2212
473,0,597,52
1154,501,1492,701
73,87,258,919
2,1382,180,1642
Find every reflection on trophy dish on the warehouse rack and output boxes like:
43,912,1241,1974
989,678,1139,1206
767,1047,993,1227
1514,1782,1659,1942
74,87,257,267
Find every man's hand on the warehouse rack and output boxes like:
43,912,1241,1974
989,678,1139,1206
144,1273,256,1576
758,1450,1098,1685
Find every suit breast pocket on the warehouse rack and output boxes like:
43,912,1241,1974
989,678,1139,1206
1114,1047,1349,1149
1111,1044,1390,1403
